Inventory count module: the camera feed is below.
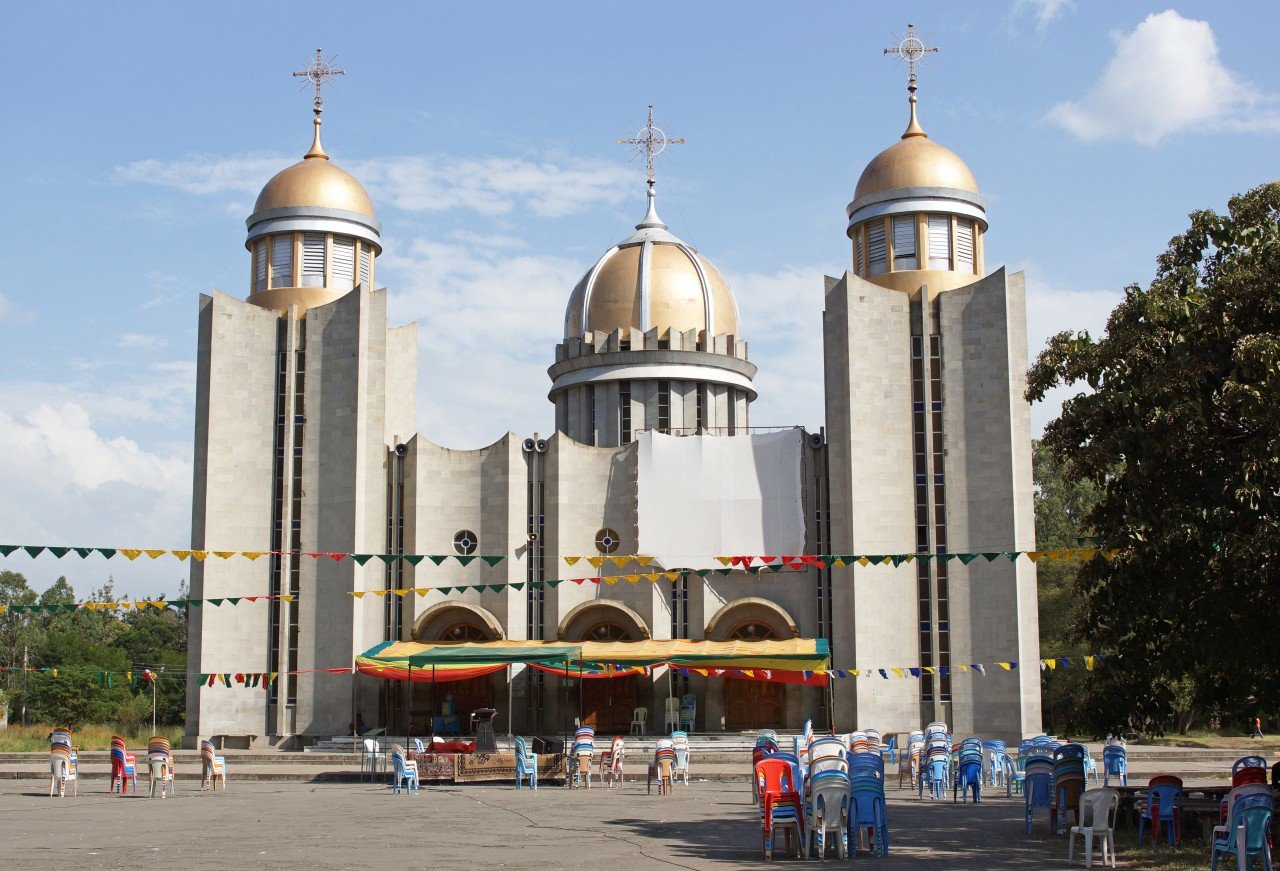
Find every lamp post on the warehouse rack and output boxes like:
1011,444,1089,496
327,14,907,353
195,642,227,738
149,667,165,733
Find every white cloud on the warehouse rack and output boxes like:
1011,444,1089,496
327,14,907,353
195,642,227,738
0,289,35,323
117,332,169,350
115,152,632,219
1012,0,1074,32
1047,10,1280,145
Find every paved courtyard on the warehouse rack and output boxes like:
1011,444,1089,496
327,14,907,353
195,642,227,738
0,778,1165,870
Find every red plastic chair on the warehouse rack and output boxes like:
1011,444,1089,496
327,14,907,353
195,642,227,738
1233,766,1268,788
756,758,803,860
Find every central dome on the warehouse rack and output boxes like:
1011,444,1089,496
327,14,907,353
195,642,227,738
253,119,376,218
854,135,978,201
564,189,739,340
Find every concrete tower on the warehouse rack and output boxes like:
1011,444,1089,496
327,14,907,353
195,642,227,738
823,82,1042,739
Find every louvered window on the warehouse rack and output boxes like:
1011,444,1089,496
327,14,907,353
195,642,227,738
853,230,864,275
358,246,372,286
893,216,917,269
253,240,268,292
332,237,356,289
270,235,293,288
301,233,326,288
928,215,952,270
866,221,887,276
955,219,975,273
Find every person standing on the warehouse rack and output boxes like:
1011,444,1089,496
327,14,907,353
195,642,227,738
1251,715,1263,739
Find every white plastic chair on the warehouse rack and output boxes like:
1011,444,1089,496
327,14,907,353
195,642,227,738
362,738,386,780
663,697,680,732
806,777,850,860
1068,787,1119,868
630,706,647,735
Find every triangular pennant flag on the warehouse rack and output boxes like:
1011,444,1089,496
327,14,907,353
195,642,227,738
372,590,389,597
623,575,639,584
981,552,1000,562
587,556,605,568
22,546,44,557
958,553,980,564
915,553,933,562
545,579,562,587
997,661,1013,670
47,546,70,558
0,545,17,556
715,556,732,566
565,556,581,566
609,556,628,567
436,587,451,594
1027,551,1043,562
908,667,922,677
1084,656,1095,671
856,556,870,566
634,556,653,567
306,552,324,560
242,551,265,561
352,554,374,565
415,588,430,597
189,599,202,607
226,597,241,605
326,552,346,562
890,668,904,678
213,551,236,560
1058,658,1071,669
974,664,987,675
144,549,167,559
695,569,710,578
1003,551,1020,562
193,551,209,561
510,582,524,590
403,555,425,565
352,591,366,598
377,554,398,565
487,584,504,592
890,554,908,567
954,664,968,673
481,555,505,567
393,589,409,598
172,550,192,560
455,556,476,567
244,596,258,603
72,547,93,558
602,576,618,585
937,553,956,562
207,598,224,606
922,666,936,675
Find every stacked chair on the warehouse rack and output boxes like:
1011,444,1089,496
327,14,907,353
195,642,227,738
679,693,696,733
1081,744,1100,785
514,735,538,790
599,736,624,788
805,740,850,860
147,735,174,799
1102,744,1127,787
984,739,1007,790
1023,747,1055,832
200,739,227,791
920,727,951,800
899,730,925,789
49,729,78,798
663,697,681,733
754,756,804,860
1067,787,1120,869
1051,743,1088,834
848,752,889,857
569,725,595,789
650,740,676,796
752,732,780,805
1211,784,1274,871
1136,774,1182,846
390,744,420,795
848,732,870,754
110,735,137,796
671,731,691,785
953,737,985,803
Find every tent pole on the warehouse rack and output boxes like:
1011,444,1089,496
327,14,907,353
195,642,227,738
577,660,583,730
507,663,513,738
431,664,437,737
406,662,412,744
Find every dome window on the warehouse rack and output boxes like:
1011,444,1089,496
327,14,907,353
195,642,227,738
270,236,293,288
893,216,917,270
927,215,951,270
332,237,356,288
453,530,478,556
955,219,975,273
359,246,372,286
301,233,326,288
253,240,268,292
866,221,888,276
595,528,621,555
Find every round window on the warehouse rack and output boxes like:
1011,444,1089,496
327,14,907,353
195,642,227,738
453,530,478,556
595,528,620,554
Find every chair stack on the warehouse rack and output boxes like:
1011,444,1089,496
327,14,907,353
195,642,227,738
390,744,420,795
1050,743,1088,834
752,734,780,804
1211,785,1273,871
49,729,77,798
1137,775,1183,846
849,755,889,857
662,696,681,733
899,730,925,789
954,737,985,804
670,731,690,785
110,735,137,796
1102,744,1127,787
571,725,595,789
598,735,624,788
848,731,870,754
804,744,850,860
514,735,538,790
920,729,951,800
1023,747,1055,832
983,739,1007,789
679,693,696,733
650,739,676,795
755,756,804,860
147,735,173,799
200,739,227,791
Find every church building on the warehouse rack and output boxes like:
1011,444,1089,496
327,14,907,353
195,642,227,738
186,51,1042,745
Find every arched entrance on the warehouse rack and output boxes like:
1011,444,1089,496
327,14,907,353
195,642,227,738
412,603,504,734
558,602,649,734
706,598,797,732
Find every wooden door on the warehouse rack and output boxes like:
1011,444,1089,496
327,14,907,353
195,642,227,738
725,678,784,731
580,675,638,734
442,675,495,730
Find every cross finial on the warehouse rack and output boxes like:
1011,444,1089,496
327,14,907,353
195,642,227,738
618,105,685,190
883,23,938,97
293,49,346,119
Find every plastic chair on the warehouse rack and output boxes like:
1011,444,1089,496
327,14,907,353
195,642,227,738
849,775,889,856
110,736,137,795
146,735,173,799
984,739,1007,788
752,737,779,805
651,744,676,796
361,738,386,780
1025,762,1054,832
806,772,850,859
1210,791,1273,871
630,706,647,735
755,757,804,860
1068,788,1119,868
954,738,984,803
515,736,538,790
881,734,898,765
671,731,690,785
679,693,696,733
599,735,623,788
200,739,227,791
49,730,77,797
390,744,419,795
571,725,595,789
661,697,680,732
1234,766,1268,788
1137,776,1182,845
1232,755,1268,776
1052,744,1089,834
1102,745,1127,787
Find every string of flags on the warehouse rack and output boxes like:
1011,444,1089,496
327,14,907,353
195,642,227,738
0,545,507,566
709,548,1119,567
0,595,294,615
673,655,1108,682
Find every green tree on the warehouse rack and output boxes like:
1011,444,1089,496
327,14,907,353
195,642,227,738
1027,181,1280,733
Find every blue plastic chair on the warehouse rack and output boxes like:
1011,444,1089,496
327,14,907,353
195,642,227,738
1102,745,1127,787
847,750,885,781
514,736,538,790
679,693,696,733
954,738,984,803
881,734,898,765
984,739,1007,788
1210,792,1273,871
849,776,889,856
1025,769,1053,833
1232,755,1268,776
390,746,419,795
1137,780,1182,845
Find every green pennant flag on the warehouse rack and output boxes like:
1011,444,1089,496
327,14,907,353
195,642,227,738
250,673,261,688
189,599,203,608
958,553,980,565
22,546,45,558
226,597,241,605
403,555,425,566
915,553,933,562
510,582,525,590
170,599,187,608
98,548,117,559
487,584,504,592
207,598,224,607
546,579,563,587
351,554,374,566
222,674,232,687
130,672,140,689
48,547,70,558
890,555,908,567
481,555,505,567
197,673,209,684
938,553,956,562
376,554,398,565
428,555,449,566
0,545,17,556
695,569,711,578
1003,551,1020,562
456,556,477,567
981,552,1000,562
63,604,77,612
716,568,732,576
530,581,544,589
768,564,784,573
73,547,93,559
437,587,452,595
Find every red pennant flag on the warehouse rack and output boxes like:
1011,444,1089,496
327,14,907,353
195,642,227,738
327,552,346,562
245,596,259,602
234,673,245,684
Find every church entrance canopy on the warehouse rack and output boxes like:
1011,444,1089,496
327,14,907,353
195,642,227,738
355,638,830,682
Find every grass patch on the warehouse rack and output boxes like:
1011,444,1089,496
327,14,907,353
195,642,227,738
0,723,184,752
1141,729,1280,755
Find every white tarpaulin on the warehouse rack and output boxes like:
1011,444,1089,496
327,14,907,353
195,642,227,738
636,430,806,571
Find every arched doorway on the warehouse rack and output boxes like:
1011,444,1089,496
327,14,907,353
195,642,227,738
558,603,649,734
706,598,797,732
412,603,503,735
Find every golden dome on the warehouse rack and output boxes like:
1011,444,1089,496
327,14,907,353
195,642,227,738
253,119,376,217
853,100,979,201
564,191,739,340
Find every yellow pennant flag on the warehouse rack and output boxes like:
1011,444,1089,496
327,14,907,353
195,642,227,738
602,576,619,585
997,662,1013,670
850,669,860,677
416,588,430,597
587,556,606,568
741,669,754,678
1042,659,1057,670
832,558,847,568
0,606,6,615
172,550,192,561
1079,547,1098,560
394,589,410,597
242,552,265,561
890,668,904,678
664,571,679,581
352,591,365,598
1027,551,1043,562
955,664,968,673
144,549,167,559
857,557,870,566
715,556,732,566
191,551,208,561
213,551,235,560
564,556,581,566
373,590,389,597
635,556,653,567
1085,656,1095,671
609,556,629,568
119,549,142,561
152,601,167,609
280,594,294,602
922,666,936,675
624,575,639,584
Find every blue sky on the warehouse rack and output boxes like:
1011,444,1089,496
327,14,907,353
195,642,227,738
2,1,1277,598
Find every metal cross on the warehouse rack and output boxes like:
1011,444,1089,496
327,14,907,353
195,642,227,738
883,23,938,94
293,49,346,117
618,105,685,186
